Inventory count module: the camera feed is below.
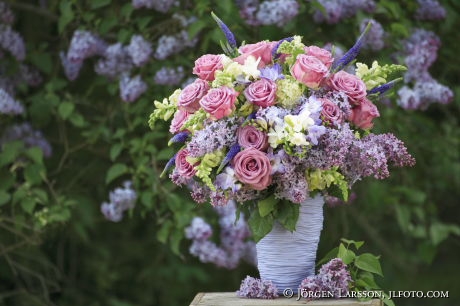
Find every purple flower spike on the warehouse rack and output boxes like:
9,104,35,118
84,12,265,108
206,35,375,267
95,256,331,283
272,37,293,59
211,12,237,49
368,78,402,95
332,21,372,72
217,143,241,173
160,153,177,178
168,131,190,146
246,112,257,121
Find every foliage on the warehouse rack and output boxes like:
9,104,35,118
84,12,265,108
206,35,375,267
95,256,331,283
0,1,459,305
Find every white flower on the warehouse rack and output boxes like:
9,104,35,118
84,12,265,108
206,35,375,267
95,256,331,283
268,125,286,148
289,132,309,146
242,56,261,79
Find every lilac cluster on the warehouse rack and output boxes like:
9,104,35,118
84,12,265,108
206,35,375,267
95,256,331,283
100,181,137,222
237,0,299,27
0,2,14,24
0,87,23,115
153,66,185,86
131,0,176,13
415,0,446,21
95,43,133,79
61,31,151,102
187,117,243,157
236,276,278,299
342,133,415,184
299,258,351,299
360,19,385,51
0,24,26,61
185,201,256,269
119,74,148,103
154,31,196,60
0,123,52,157
396,29,453,109
273,153,308,203
313,0,376,24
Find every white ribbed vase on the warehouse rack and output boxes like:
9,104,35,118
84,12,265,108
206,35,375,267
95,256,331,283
256,195,324,293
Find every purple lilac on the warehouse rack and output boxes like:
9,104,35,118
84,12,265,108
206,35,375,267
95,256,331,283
170,167,191,186
154,31,196,60
67,30,106,63
100,181,137,222
95,43,133,78
185,217,213,241
18,65,42,87
415,0,446,21
313,0,376,24
190,182,210,203
119,74,147,103
360,18,385,51
255,0,299,27
0,123,52,157
0,25,25,61
299,258,351,300
237,0,260,26
231,187,260,203
187,117,242,157
127,35,152,67
237,276,278,299
0,88,23,115
0,2,14,24
60,51,83,81
153,66,185,86
366,133,416,168
131,0,175,13
398,80,452,110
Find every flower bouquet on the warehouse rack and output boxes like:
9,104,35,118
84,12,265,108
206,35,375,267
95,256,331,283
149,14,415,293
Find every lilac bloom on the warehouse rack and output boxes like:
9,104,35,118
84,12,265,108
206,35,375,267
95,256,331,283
259,63,285,81
308,125,326,145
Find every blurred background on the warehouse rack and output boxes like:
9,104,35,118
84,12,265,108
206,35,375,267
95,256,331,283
0,0,459,305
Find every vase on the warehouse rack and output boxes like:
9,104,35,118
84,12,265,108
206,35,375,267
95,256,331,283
256,195,324,293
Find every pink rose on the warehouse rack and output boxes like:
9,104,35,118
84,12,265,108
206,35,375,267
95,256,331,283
234,41,276,68
233,148,272,190
305,46,334,68
175,149,198,178
291,55,328,88
199,86,239,120
320,98,344,126
244,78,277,107
237,125,269,151
329,71,367,105
348,98,380,129
169,110,189,134
192,54,223,81
178,79,209,113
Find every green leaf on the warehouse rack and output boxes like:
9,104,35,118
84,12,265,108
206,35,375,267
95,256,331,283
106,163,128,184
157,220,173,244
248,210,274,243
21,198,36,214
25,147,44,164
91,0,111,9
58,102,75,120
29,52,53,75
355,253,383,276
58,1,74,33
69,112,87,127
338,243,356,264
188,20,207,38
382,293,396,306
0,141,23,167
24,164,45,185
355,272,378,289
110,143,123,161
0,190,11,206
141,191,153,209
317,247,339,266
341,238,365,250
258,195,278,217
276,201,299,232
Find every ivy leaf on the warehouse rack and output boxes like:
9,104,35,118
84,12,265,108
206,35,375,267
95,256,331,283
106,163,128,184
276,201,299,232
355,253,383,276
248,210,274,243
258,195,278,217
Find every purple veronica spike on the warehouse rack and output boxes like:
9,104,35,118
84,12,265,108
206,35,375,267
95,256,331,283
332,21,372,72
246,112,257,121
168,131,190,146
272,37,293,59
368,78,402,95
211,12,237,49
160,153,177,178
217,143,241,173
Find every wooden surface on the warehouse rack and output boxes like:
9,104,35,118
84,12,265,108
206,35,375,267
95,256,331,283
190,292,382,306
